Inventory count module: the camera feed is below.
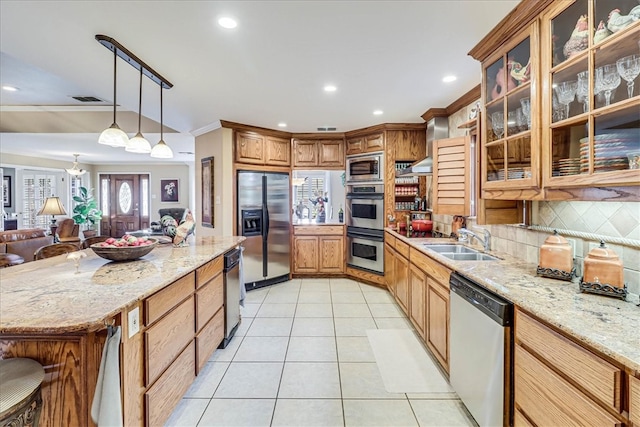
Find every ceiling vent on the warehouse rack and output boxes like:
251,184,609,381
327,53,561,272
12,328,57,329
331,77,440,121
71,96,104,102
317,127,337,131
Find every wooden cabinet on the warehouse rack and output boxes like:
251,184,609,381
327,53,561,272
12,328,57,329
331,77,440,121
630,375,640,426
409,264,427,339
540,1,640,191
432,136,471,216
394,250,409,315
384,237,396,296
426,278,449,372
346,132,384,155
470,0,639,201
514,308,626,426
235,130,291,166
293,138,344,168
293,225,344,275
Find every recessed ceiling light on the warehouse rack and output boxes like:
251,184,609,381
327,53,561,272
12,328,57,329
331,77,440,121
278,122,287,128
2,85,18,92
373,110,383,115
218,17,237,29
324,85,337,92
442,75,457,83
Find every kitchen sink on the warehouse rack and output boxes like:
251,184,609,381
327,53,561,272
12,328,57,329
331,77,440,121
440,252,500,261
423,244,477,254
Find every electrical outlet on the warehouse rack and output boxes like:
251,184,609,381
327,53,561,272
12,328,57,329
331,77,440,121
128,307,140,338
215,196,221,205
566,238,577,258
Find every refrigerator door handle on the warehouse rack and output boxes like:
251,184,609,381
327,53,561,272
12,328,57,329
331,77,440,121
264,207,270,238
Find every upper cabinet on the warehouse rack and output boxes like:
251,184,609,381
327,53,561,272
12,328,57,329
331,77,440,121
235,130,291,167
470,0,639,201
292,138,345,169
346,133,384,155
481,22,541,198
541,0,640,189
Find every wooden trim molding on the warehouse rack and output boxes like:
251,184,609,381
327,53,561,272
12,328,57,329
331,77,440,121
420,108,448,123
445,85,481,116
291,132,346,140
468,0,554,62
345,122,425,138
220,120,292,139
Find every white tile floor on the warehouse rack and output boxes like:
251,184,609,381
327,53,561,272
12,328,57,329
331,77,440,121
165,278,477,427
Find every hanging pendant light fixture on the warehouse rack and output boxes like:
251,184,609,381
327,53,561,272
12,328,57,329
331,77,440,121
65,154,88,176
98,47,129,147
126,68,152,153
150,83,173,158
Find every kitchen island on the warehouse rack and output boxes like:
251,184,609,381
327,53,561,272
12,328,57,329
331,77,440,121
0,235,245,427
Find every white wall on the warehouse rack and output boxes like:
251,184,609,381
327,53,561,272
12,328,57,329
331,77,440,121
194,127,234,236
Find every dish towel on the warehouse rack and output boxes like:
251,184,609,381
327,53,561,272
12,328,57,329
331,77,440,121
239,246,246,307
91,325,123,427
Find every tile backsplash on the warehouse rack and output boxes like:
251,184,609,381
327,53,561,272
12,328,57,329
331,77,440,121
432,200,640,298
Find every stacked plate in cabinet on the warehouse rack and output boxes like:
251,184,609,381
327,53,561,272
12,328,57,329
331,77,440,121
580,131,640,173
557,158,581,176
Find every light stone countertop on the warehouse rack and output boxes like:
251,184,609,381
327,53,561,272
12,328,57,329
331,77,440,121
0,236,245,335
386,228,640,374
292,219,345,226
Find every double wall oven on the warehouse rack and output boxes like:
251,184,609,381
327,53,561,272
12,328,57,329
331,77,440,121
345,151,385,275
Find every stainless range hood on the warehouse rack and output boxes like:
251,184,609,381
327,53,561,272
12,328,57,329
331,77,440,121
396,116,449,176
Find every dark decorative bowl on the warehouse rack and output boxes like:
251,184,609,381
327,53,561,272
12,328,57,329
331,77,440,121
90,238,158,261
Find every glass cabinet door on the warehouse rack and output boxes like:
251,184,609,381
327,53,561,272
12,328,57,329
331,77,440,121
544,0,640,186
482,25,535,188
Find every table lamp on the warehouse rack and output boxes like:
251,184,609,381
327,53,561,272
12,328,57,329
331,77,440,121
37,196,67,242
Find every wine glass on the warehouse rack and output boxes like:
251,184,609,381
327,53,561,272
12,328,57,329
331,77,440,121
595,64,621,106
507,110,517,135
516,107,525,132
520,97,531,129
554,80,578,120
491,111,504,139
576,70,589,113
616,54,640,98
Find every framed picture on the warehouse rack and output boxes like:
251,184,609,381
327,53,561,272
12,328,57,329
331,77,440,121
201,156,214,228
160,179,179,202
2,176,11,208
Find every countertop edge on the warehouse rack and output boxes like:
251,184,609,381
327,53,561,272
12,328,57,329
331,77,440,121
384,228,640,374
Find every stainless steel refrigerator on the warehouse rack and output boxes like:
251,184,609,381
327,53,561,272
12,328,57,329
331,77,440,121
237,171,291,290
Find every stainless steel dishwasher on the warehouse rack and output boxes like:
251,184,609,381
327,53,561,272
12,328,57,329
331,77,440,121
220,247,241,349
449,272,513,427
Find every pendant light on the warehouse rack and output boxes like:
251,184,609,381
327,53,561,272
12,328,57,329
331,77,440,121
65,153,88,176
98,48,129,147
150,84,173,158
126,68,152,153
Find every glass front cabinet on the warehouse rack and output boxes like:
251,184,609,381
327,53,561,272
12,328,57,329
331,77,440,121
541,0,640,188
478,0,639,200
481,22,540,197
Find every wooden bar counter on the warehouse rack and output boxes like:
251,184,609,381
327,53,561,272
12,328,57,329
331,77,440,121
0,236,245,427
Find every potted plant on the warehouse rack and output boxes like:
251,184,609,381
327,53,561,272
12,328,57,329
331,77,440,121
72,186,102,238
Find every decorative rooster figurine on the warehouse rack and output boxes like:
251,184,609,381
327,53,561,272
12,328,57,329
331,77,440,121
160,209,196,247
593,20,612,44
563,14,589,59
510,58,531,85
607,6,640,34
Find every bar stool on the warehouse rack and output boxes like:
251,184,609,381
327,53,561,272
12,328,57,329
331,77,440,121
0,358,45,427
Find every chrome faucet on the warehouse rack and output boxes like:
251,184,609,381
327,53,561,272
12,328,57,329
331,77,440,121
458,227,491,252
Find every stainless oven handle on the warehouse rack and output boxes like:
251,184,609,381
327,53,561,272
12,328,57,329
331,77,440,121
346,193,384,200
346,230,384,242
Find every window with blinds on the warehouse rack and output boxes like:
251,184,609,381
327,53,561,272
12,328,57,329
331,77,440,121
22,173,59,229
293,177,325,219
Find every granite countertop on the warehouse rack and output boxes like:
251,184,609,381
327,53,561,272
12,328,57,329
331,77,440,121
386,228,640,374
0,236,245,335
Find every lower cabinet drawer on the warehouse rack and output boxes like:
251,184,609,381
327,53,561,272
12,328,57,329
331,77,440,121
145,297,195,386
196,273,224,332
145,341,196,427
630,375,640,426
516,310,622,411
196,308,225,373
514,344,619,427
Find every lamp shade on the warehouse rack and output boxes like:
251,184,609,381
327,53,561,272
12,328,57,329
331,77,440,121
37,196,67,216
98,123,129,147
126,132,152,153
65,154,88,176
150,139,174,158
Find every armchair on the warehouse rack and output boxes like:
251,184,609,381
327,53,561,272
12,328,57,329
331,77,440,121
56,218,81,246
